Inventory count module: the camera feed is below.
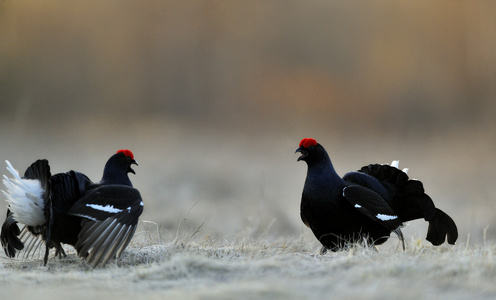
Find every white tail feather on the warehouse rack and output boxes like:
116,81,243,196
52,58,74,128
389,160,410,174
391,160,399,168
2,160,46,226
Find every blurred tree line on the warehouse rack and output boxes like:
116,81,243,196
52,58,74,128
1,1,495,136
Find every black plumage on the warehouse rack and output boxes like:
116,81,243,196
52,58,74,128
296,138,458,252
0,149,143,267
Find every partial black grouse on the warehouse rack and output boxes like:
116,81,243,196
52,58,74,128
296,138,458,252
1,149,143,267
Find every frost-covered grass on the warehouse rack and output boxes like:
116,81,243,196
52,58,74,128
1,223,496,300
0,129,494,299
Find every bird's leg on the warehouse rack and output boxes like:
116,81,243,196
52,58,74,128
43,203,54,266
55,245,67,258
43,244,50,266
391,228,405,251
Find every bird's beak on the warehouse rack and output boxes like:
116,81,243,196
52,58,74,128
129,160,138,174
295,147,307,162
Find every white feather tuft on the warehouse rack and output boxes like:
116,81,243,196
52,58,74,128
402,168,409,174
376,213,398,221
391,160,399,169
2,160,46,226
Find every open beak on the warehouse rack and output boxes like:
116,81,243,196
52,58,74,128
295,147,308,162
129,160,138,174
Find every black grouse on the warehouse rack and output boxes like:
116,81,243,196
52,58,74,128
296,138,458,252
1,149,143,267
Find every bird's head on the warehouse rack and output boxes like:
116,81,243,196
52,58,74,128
101,149,138,186
295,138,328,165
115,149,138,175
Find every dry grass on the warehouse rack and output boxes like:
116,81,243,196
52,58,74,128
0,129,493,299
0,122,494,299
1,221,495,300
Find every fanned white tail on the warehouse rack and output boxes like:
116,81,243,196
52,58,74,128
2,160,46,226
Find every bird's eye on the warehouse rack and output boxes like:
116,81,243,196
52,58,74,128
309,146,315,150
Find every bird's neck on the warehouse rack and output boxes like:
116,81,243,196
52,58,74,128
306,154,344,188
101,168,133,186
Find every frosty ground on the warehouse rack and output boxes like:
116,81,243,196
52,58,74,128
1,223,495,300
0,128,494,299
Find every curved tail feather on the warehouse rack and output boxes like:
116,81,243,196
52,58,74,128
426,208,458,245
23,159,51,191
359,163,409,186
0,211,24,257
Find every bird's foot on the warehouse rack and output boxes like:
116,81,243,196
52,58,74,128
55,246,67,259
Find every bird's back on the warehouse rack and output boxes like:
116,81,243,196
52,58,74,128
345,163,431,222
47,171,92,246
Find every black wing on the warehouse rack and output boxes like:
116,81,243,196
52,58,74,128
343,171,391,201
68,185,143,267
343,185,405,249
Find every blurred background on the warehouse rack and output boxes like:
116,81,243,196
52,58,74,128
0,1,495,245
